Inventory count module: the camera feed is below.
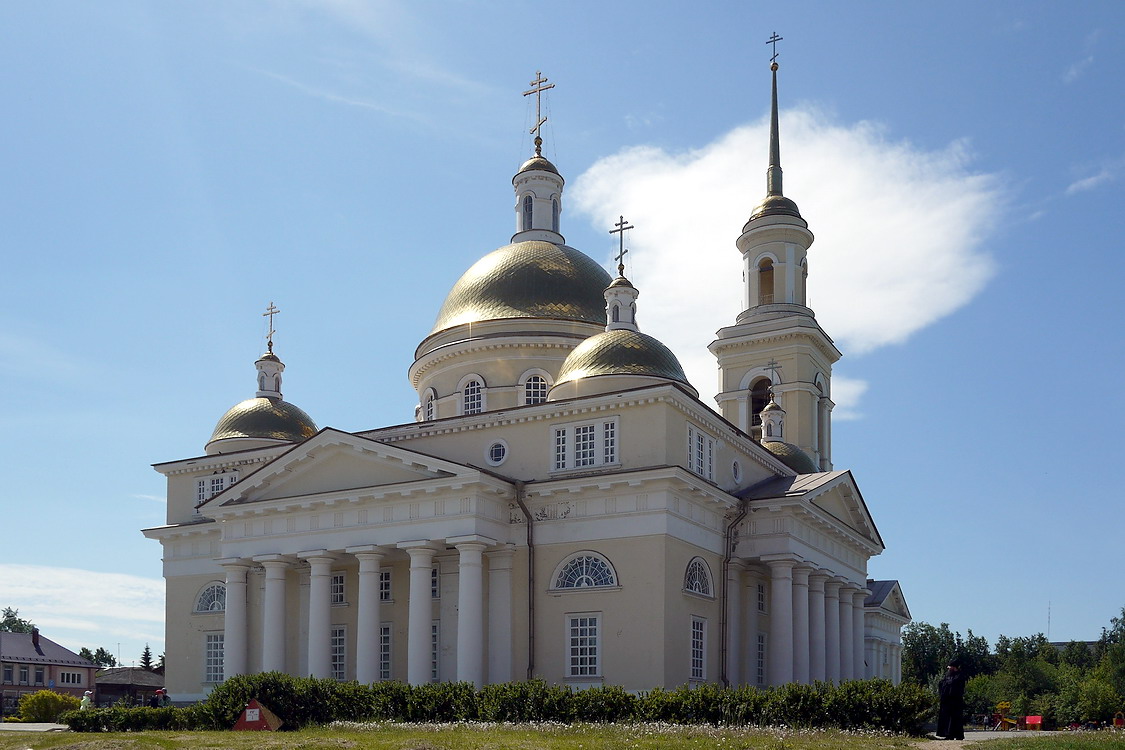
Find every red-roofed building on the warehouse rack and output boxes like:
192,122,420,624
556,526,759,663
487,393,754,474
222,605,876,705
0,628,97,716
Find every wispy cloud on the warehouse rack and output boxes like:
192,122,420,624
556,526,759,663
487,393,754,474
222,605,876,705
1063,30,1102,84
570,108,1001,416
251,67,430,125
131,494,167,503
0,328,85,382
0,565,164,662
1066,166,1115,194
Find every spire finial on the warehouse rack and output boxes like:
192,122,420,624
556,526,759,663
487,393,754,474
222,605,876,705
765,33,784,197
767,32,783,66
262,301,280,354
523,70,555,157
609,215,634,276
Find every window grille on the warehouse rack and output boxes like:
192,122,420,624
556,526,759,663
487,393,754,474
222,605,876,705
555,554,616,589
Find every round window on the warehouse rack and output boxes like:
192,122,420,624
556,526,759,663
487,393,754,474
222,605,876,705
486,441,508,466
732,460,742,483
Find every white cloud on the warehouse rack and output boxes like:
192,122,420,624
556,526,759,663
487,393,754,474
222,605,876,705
1066,167,1114,194
570,107,1000,414
1063,55,1094,84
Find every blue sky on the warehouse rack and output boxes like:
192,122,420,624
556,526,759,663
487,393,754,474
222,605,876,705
1,1,1122,668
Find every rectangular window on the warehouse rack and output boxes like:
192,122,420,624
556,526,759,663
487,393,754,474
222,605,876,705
567,613,600,678
331,626,346,681
33,667,44,685
19,666,29,684
379,624,392,680
331,572,346,605
59,672,82,685
205,633,225,683
691,617,706,681
756,633,767,685
686,425,715,480
379,570,392,601
2,664,12,683
196,472,239,504
431,621,440,683
431,565,440,599
757,582,767,613
551,419,620,472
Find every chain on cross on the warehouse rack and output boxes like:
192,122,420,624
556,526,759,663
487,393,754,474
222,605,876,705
608,215,634,275
263,302,280,353
766,32,783,66
523,70,555,156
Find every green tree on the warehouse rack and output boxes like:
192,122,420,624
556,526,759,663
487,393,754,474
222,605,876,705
139,643,154,671
1077,677,1120,722
1060,640,1096,670
0,607,35,633
901,621,995,686
78,646,117,667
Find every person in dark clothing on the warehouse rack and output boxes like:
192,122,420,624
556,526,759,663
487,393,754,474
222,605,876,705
936,658,969,740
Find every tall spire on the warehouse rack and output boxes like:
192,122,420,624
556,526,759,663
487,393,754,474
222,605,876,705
745,34,804,226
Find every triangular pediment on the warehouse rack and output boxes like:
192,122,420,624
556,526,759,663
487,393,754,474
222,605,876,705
866,580,911,621
203,428,471,508
806,471,884,549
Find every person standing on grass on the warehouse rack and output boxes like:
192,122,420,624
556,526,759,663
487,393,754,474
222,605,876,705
937,658,968,740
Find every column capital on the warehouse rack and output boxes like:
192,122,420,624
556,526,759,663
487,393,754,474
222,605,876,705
824,578,843,595
216,557,252,569
791,566,812,585
485,544,516,568
297,549,338,565
346,544,389,557
252,553,294,565
808,572,828,592
446,534,498,547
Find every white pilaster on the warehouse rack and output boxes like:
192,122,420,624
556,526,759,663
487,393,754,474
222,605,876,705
219,559,250,678
400,542,439,685
823,579,842,683
765,558,795,685
726,563,744,685
299,551,335,680
852,590,868,680
347,546,385,685
791,566,811,684
449,535,492,687
486,546,515,684
253,555,290,674
808,573,827,682
838,584,855,681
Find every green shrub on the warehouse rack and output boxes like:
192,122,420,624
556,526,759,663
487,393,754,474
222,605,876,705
18,690,80,722
571,685,637,722
477,679,574,722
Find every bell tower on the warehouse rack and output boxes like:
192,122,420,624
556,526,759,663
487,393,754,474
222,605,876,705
708,45,840,471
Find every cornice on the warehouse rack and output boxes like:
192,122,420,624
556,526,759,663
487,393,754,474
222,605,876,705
411,334,589,388
154,447,287,477
709,327,841,363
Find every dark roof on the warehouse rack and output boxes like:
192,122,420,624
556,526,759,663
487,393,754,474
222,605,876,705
0,631,95,667
865,579,899,607
737,470,847,500
96,667,165,687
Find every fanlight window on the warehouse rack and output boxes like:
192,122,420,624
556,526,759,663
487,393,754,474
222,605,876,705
195,583,226,612
524,375,548,405
554,553,617,589
683,557,713,597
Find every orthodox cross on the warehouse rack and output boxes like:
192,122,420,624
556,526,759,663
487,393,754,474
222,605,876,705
523,71,555,156
766,32,783,64
263,301,280,353
764,358,782,384
608,215,634,275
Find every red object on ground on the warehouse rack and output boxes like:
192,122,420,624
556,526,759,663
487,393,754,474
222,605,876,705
1025,715,1043,731
232,698,283,731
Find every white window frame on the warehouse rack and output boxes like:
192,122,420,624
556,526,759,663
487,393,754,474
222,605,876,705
18,665,29,684
59,672,83,685
459,375,485,415
195,582,226,613
422,389,436,421
551,418,620,472
691,616,707,681
756,633,767,685
551,552,618,591
330,571,346,605
379,623,392,680
2,664,13,683
683,557,713,598
431,620,440,682
331,625,346,681
565,612,601,679
521,372,550,406
196,471,239,505
34,667,44,685
204,633,224,684
686,425,715,480
757,582,767,613
431,565,440,599
379,570,392,602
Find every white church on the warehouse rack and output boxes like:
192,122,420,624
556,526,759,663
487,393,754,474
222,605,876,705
144,63,910,701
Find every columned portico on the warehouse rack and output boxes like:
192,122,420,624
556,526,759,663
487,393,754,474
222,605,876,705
400,541,440,685
808,572,827,682
852,590,868,681
838,584,856,681
448,535,495,687
486,546,514,684
823,578,842,682
219,559,250,678
791,565,811,684
347,545,386,685
253,555,290,673
765,558,795,685
299,550,336,679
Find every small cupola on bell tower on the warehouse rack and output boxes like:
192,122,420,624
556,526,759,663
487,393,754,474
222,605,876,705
604,216,639,331
760,389,784,441
512,71,565,244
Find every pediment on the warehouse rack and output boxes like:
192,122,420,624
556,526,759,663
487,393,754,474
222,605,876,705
804,472,884,550
867,580,911,620
203,428,469,507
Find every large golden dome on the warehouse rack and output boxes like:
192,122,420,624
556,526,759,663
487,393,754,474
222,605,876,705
430,241,611,334
555,329,691,387
208,397,318,445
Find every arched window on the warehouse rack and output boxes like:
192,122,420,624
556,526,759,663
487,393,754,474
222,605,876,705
553,553,617,589
522,195,534,231
683,557,713,597
765,423,773,437
551,198,560,232
424,394,435,421
195,583,226,613
758,258,774,305
750,377,771,428
524,375,548,405
463,380,483,415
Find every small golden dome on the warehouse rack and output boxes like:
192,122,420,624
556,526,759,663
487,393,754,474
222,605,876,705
208,397,318,445
555,329,691,387
515,155,560,177
761,440,819,474
430,241,611,334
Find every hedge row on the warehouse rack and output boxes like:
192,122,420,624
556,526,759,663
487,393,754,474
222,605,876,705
60,674,934,734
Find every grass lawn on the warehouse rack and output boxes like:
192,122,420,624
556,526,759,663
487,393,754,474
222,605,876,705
0,723,1120,750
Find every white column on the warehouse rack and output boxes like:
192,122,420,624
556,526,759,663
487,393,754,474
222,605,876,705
808,573,827,682
823,579,841,683
347,546,385,685
299,551,335,679
765,558,794,685
726,563,744,685
791,566,811,684
450,537,488,687
400,542,438,685
838,584,855,682
253,555,290,674
893,643,902,685
852,590,868,680
220,560,250,678
486,546,515,684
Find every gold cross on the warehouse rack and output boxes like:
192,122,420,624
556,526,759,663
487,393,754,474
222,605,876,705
262,302,280,353
608,215,634,275
523,70,555,156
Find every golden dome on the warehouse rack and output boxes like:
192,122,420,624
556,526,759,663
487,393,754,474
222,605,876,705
515,155,560,177
430,241,612,334
208,397,318,446
555,329,691,387
761,440,820,474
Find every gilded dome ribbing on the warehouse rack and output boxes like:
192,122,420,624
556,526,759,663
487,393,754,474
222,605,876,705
761,440,819,474
430,241,612,334
208,398,318,445
515,155,560,177
555,329,691,387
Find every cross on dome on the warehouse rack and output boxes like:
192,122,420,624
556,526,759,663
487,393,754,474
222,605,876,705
262,301,281,353
609,215,634,275
766,32,784,66
523,70,555,156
